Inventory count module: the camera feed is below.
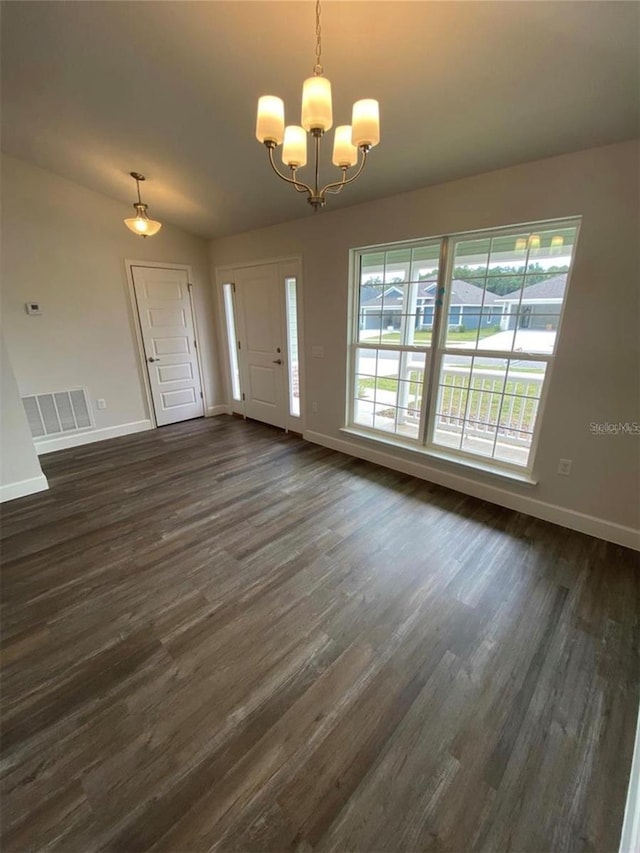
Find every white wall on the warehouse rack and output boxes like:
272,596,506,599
1,155,224,450
0,336,48,501
210,141,640,545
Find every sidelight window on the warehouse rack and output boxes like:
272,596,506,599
222,283,241,401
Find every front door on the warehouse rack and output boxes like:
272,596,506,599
131,265,204,426
227,261,301,431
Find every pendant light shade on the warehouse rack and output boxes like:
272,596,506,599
124,172,162,237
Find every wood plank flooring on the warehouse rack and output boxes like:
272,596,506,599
1,415,638,852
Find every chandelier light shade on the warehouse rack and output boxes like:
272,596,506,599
332,126,358,168
301,75,333,132
352,100,381,148
256,96,285,145
124,172,162,237
283,126,308,168
256,0,380,210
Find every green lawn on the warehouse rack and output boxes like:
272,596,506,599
378,325,501,344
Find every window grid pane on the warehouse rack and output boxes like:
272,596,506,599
352,347,425,441
431,358,548,467
357,241,440,351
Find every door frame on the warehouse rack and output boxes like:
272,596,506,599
214,255,305,433
125,259,208,428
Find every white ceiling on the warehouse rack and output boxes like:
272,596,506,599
1,1,638,239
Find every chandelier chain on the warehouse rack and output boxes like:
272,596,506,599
314,0,323,75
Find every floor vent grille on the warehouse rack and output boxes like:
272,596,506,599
22,389,93,439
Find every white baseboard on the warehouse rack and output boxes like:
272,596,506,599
304,430,640,552
620,705,640,853
0,473,49,503
206,405,229,417
34,420,153,455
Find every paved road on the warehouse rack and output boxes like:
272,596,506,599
357,329,553,375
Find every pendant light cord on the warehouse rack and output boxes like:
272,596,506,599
314,0,323,76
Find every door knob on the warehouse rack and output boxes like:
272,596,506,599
272,358,282,365
148,357,160,363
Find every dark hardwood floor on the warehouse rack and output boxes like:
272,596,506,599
1,416,638,852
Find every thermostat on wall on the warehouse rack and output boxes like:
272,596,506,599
25,302,42,315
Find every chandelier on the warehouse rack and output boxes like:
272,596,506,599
124,172,162,237
255,0,380,210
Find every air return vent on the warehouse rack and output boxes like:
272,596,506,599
22,389,93,439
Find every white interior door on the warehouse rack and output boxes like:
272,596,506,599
131,265,204,426
234,263,289,429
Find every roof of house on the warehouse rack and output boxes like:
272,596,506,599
361,279,498,308
447,280,499,306
496,274,567,302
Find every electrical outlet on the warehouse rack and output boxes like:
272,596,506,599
557,458,572,476
97,399,107,410
311,401,318,413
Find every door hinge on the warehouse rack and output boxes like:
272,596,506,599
200,391,203,399
187,282,193,289
242,392,245,401
237,340,241,350
231,282,236,293
193,339,198,349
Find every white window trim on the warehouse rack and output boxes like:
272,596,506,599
346,218,581,480
340,425,538,485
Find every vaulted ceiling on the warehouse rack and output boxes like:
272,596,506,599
1,1,638,238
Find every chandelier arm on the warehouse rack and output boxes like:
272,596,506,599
324,168,348,195
324,182,347,196
266,145,313,195
319,147,369,196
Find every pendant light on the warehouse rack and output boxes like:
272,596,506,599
256,0,380,210
124,172,162,237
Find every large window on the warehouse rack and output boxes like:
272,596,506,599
348,220,580,473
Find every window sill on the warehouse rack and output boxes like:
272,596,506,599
339,426,538,486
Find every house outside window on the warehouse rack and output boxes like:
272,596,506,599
347,220,580,474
